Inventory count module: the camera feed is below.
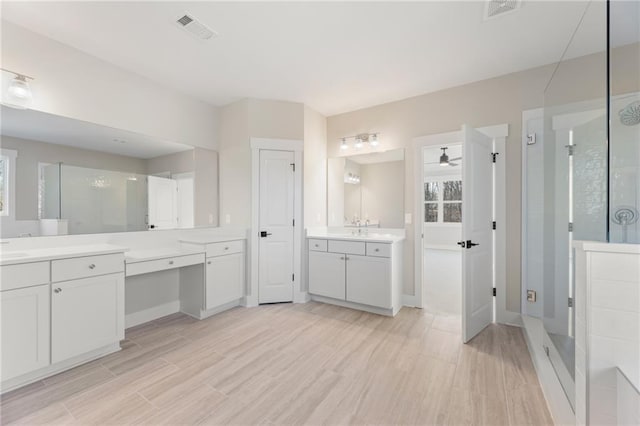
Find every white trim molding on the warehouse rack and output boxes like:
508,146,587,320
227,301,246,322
248,138,304,307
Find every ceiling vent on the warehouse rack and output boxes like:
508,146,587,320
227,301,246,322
175,13,217,40
484,0,521,20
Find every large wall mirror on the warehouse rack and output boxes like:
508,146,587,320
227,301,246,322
327,148,404,229
0,106,218,238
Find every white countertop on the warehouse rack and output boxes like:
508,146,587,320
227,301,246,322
179,235,246,245
0,244,128,266
125,247,205,263
306,228,405,243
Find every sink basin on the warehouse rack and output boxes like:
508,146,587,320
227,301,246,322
1,252,29,259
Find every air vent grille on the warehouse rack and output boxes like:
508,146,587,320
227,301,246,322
175,13,217,40
484,0,520,20
177,15,194,26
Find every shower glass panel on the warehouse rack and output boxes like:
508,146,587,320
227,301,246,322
40,163,61,219
609,1,640,244
537,0,608,410
59,164,147,235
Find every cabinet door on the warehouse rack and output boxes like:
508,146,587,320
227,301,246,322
308,251,346,300
346,255,391,308
52,274,124,363
206,253,244,309
1,284,50,381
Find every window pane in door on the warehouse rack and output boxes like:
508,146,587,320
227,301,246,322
443,202,462,223
443,180,462,201
425,203,438,222
424,182,438,201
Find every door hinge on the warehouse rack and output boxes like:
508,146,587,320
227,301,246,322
292,273,295,282
491,152,499,163
568,222,573,232
290,163,295,172
492,221,496,230
292,219,295,227
527,133,537,145
565,145,576,156
492,288,497,297
568,297,574,308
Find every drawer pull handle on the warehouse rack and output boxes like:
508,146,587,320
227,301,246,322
315,244,319,247
54,288,62,294
345,257,350,261
88,264,96,269
224,247,229,250
207,261,212,265
340,256,344,260
169,260,174,265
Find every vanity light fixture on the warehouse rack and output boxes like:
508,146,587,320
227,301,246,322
1,68,34,110
339,133,380,151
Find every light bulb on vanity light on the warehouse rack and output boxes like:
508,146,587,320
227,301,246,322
2,68,34,110
340,138,348,150
354,138,363,149
370,134,379,147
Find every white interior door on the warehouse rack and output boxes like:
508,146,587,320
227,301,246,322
147,175,177,230
462,125,494,343
258,150,295,303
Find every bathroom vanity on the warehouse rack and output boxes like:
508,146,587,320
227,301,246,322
0,245,127,392
306,228,405,316
0,231,247,393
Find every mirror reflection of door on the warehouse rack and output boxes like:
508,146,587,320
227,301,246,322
147,175,177,230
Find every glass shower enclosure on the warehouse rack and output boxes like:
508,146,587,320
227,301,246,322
524,0,639,411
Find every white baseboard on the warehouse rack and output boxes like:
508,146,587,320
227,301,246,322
125,301,180,328
522,315,575,426
402,294,418,307
294,291,311,303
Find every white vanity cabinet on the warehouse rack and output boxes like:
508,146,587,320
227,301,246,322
181,238,246,316
307,234,403,316
0,281,50,382
51,273,124,363
0,246,126,393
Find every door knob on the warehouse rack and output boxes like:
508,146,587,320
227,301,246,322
466,240,479,248
457,241,466,248
260,231,272,238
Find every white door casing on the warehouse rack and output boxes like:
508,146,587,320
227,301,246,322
174,173,194,229
461,125,494,343
258,150,295,303
147,175,177,230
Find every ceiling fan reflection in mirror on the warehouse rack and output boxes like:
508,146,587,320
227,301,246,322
426,147,462,167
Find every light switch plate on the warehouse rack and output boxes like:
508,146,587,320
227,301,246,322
225,214,231,224
405,213,412,224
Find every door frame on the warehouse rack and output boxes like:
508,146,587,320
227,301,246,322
247,138,304,307
413,124,515,324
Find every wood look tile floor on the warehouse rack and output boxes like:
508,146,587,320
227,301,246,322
1,302,553,425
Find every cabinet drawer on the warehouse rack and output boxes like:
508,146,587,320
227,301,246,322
206,240,244,258
308,239,328,252
366,242,391,258
328,240,365,255
126,253,205,277
52,253,124,282
1,261,50,291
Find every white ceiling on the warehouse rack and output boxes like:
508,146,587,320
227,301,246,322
0,1,630,116
1,106,193,159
